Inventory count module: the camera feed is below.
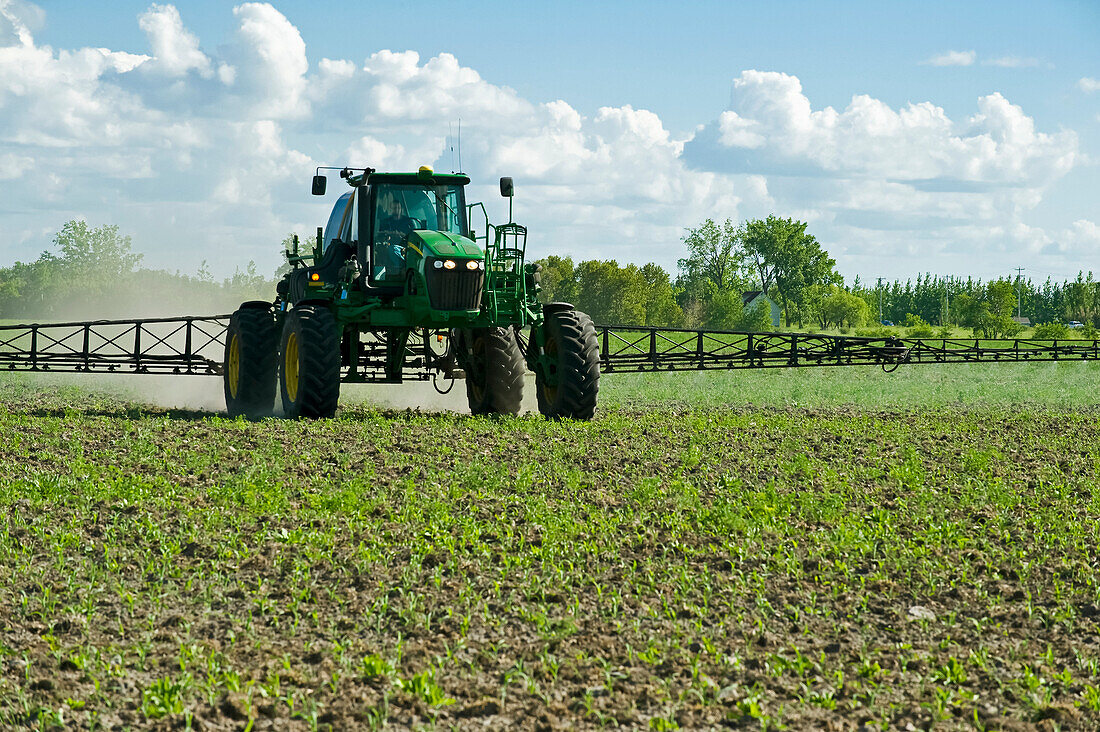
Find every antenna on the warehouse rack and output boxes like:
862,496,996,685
448,123,455,173
457,118,462,173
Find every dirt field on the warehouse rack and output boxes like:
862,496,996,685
1,375,1099,730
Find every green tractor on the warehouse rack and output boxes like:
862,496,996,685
223,166,599,420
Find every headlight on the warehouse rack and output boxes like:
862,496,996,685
443,259,456,270
465,260,479,271
433,260,444,269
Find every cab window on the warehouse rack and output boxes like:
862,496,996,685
437,186,464,234
376,184,465,231
322,192,352,251
372,187,417,281
340,192,358,242
370,183,468,282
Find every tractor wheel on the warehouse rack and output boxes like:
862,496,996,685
224,304,279,418
279,305,341,419
536,308,600,420
464,327,525,416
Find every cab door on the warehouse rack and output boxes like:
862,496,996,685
367,186,411,285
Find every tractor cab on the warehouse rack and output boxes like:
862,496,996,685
309,167,481,301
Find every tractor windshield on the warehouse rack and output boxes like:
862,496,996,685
372,183,467,281
375,184,467,237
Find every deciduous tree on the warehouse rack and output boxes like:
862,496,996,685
677,218,744,292
741,215,839,326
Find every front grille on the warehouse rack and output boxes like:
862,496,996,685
426,263,484,311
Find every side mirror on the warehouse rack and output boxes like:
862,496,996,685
499,176,514,198
312,175,327,196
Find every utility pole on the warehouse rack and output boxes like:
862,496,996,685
942,282,949,327
876,277,884,325
1014,267,1025,318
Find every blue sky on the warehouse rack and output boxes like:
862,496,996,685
2,0,1098,284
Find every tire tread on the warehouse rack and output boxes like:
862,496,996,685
537,309,600,420
224,307,278,418
467,327,525,416
281,305,341,419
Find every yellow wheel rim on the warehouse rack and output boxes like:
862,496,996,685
227,334,241,399
285,332,299,403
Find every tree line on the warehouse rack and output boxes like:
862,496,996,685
537,218,1100,336
849,272,1100,336
537,215,839,331
2,218,1096,338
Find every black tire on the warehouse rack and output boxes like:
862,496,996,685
224,306,278,418
280,305,341,419
535,309,600,420
464,327,525,416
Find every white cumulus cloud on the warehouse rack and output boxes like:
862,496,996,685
924,50,976,67
683,69,1080,272
225,2,309,118
709,70,1076,185
0,3,1088,283
1080,77,1100,93
138,4,209,77
983,56,1042,68
0,0,41,47
1061,219,1100,252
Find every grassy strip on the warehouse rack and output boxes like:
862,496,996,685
601,361,1100,411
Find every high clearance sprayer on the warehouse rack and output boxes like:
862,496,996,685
1,165,1097,419
224,166,598,420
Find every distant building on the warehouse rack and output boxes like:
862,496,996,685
1012,316,1031,326
742,291,781,327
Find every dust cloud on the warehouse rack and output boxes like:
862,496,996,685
111,372,540,417
10,369,540,418
0,289,234,413
340,373,540,415
108,372,540,417
115,375,227,413
4,372,228,414
6,278,247,325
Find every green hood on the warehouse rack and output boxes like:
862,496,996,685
411,230,482,259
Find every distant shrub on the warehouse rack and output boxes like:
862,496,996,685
1001,318,1024,338
821,291,870,329
855,326,892,338
736,299,774,333
971,314,1022,339
904,314,936,339
910,325,936,338
1032,322,1068,340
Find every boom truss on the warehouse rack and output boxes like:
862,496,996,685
0,317,1097,382
0,316,455,383
596,326,1100,373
